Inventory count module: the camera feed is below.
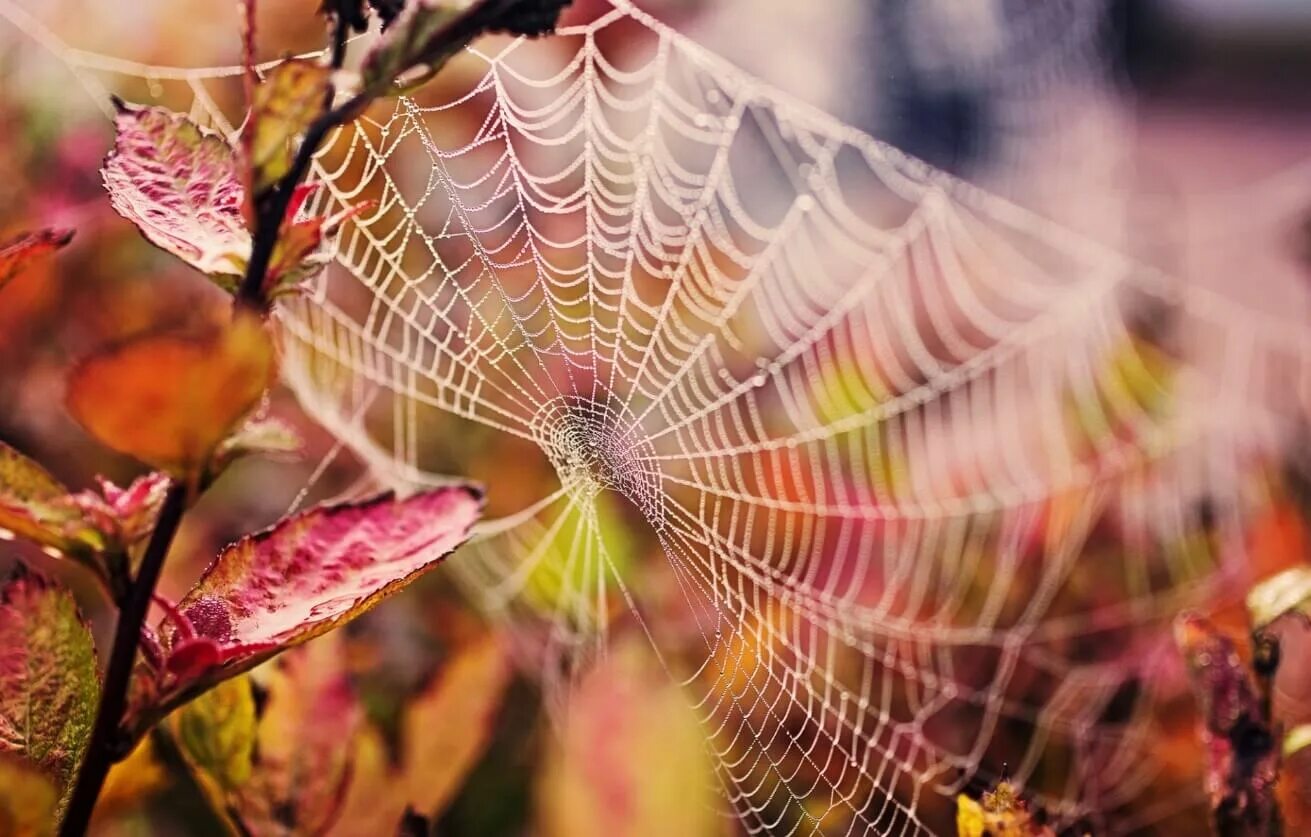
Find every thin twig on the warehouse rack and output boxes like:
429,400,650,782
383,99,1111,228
233,92,366,312
234,10,355,312
60,481,188,835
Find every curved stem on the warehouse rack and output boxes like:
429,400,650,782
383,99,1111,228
60,481,187,836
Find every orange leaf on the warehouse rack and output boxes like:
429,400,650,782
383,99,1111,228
399,636,511,814
536,638,723,837
65,313,275,479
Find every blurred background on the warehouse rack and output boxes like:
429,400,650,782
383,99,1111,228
0,1,1308,834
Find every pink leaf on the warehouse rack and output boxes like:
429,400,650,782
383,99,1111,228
68,472,170,546
164,486,482,691
102,100,250,280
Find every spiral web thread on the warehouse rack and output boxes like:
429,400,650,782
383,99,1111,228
7,1,1311,832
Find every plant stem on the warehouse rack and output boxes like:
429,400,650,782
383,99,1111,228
60,481,188,836
234,10,354,313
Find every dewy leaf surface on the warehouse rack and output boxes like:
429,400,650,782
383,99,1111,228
243,58,330,197
0,572,100,811
103,101,250,280
169,486,482,685
65,313,275,478
0,228,73,292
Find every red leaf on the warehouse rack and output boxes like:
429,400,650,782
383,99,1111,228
164,486,482,690
0,228,73,292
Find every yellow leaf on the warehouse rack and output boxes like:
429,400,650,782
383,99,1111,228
956,794,986,837
0,441,103,554
0,755,57,837
66,313,275,479
536,638,723,837
96,736,170,818
328,726,406,837
399,636,512,816
170,675,257,800
244,59,330,197
330,635,513,833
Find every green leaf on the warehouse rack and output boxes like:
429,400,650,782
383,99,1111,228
1247,566,1311,631
0,571,100,813
103,101,250,282
154,486,482,702
361,0,468,95
0,442,103,554
243,59,331,198
0,228,74,293
0,754,59,836
171,676,256,796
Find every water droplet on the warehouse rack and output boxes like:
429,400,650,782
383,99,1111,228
750,373,767,387
0,528,13,541
41,545,62,559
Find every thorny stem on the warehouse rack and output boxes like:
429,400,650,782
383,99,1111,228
60,481,188,836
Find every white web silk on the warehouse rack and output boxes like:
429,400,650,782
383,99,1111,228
6,1,1311,833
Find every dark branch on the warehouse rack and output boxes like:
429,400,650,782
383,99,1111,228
60,481,188,835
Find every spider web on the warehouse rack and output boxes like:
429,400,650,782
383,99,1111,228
6,1,1311,833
